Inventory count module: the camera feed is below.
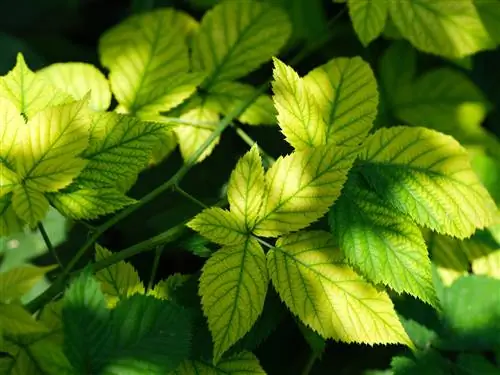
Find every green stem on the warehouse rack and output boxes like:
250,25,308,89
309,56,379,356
300,351,319,375
37,223,62,269
232,125,276,167
147,245,164,292
173,185,208,209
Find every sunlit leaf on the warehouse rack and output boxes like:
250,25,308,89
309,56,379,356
11,185,50,227
348,0,388,45
0,264,55,302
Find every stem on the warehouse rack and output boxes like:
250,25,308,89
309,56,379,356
300,351,319,375
37,223,63,269
233,125,276,167
147,246,163,292
173,185,208,209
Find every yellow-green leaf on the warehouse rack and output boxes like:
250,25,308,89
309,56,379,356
48,187,136,220
330,180,437,306
268,231,412,346
200,237,268,363
173,351,266,374
192,0,291,88
94,244,145,308
173,105,220,163
228,145,265,230
99,8,202,114
148,273,190,301
0,303,49,335
0,195,24,237
0,264,56,302
0,98,24,167
12,185,50,227
0,164,19,198
388,0,494,59
475,0,500,44
38,62,112,111
303,57,378,146
16,99,91,192
358,126,497,238
188,207,248,246
0,53,72,119
254,145,358,237
271,58,326,149
348,0,388,46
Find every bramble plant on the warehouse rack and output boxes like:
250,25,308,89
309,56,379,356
1,0,500,374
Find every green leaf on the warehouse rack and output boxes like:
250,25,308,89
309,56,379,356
148,273,191,301
173,351,266,374
267,230,412,346
391,351,452,375
79,112,164,190
348,0,388,46
254,145,358,237
49,187,136,220
457,353,500,375
0,303,49,335
303,56,378,146
0,163,19,198
188,207,248,246
358,126,497,239
38,62,112,111
228,145,266,230
16,99,91,192
0,264,55,302
206,81,276,125
271,58,326,149
192,0,291,88
439,275,500,350
330,178,437,306
0,53,72,119
388,0,494,58
0,195,24,237
173,105,220,163
199,237,268,363
11,185,50,227
99,9,202,114
0,98,24,167
94,244,145,307
475,0,500,44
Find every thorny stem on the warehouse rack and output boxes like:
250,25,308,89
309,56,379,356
37,223,63,269
24,9,346,313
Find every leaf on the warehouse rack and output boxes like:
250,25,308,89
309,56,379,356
303,56,378,146
99,8,202,114
38,62,112,111
0,98,24,166
0,195,24,237
0,264,56,302
348,0,388,46
49,187,136,220
0,163,19,198
0,303,49,335
94,244,145,307
206,81,276,125
254,145,358,237
16,99,91,192
0,53,72,119
192,0,291,87
79,112,164,190
148,273,191,301
388,0,494,58
267,231,412,346
358,126,497,238
173,105,220,163
11,185,50,227
271,58,326,149
200,237,268,362
330,178,437,306
188,207,248,246
173,351,266,374
475,0,500,44
228,145,266,230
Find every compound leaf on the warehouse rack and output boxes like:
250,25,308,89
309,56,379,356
0,195,24,237
330,179,437,306
388,0,494,59
272,58,326,149
0,163,19,198
0,264,55,302
192,0,291,88
0,53,72,119
94,244,145,308
49,187,136,220
16,99,91,192
200,237,268,363
303,57,378,146
99,9,201,114
0,98,24,167
0,303,49,335
80,112,164,190
173,351,266,374
227,145,266,230
12,185,50,227
254,145,358,237
38,62,112,111
188,207,248,247
358,126,497,238
268,231,412,346
348,0,388,46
